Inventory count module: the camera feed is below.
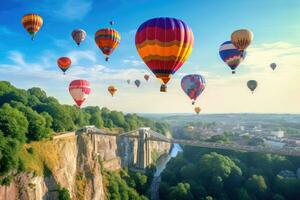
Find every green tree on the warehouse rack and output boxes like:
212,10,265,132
245,175,268,199
0,103,28,142
168,183,194,200
58,187,71,200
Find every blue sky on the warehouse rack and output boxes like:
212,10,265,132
1,0,300,113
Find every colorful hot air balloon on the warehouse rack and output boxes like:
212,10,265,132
135,17,194,92
219,41,246,74
57,57,72,74
94,28,120,61
144,74,150,82
108,85,117,96
270,63,277,71
194,107,201,114
110,21,114,26
69,80,91,107
72,29,86,46
21,13,43,40
231,29,253,51
134,80,141,88
127,80,130,84
181,74,206,105
247,80,257,94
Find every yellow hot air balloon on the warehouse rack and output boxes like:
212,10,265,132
194,107,201,114
108,85,117,96
231,29,253,51
21,13,43,40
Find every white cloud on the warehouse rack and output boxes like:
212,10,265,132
123,59,144,67
67,50,97,64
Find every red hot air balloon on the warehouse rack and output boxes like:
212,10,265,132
72,29,86,46
94,28,120,61
69,80,91,107
57,57,72,74
135,17,194,92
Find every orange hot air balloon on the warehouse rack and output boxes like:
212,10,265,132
21,13,43,40
231,29,253,51
57,57,72,74
69,80,91,107
194,107,201,114
94,28,121,61
108,85,117,96
144,74,150,82
135,17,194,92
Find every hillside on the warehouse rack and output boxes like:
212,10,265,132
0,81,169,191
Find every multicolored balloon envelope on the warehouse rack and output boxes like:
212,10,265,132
69,80,91,107
72,29,86,46
135,17,194,92
247,80,257,94
181,74,205,105
231,29,253,51
21,13,43,40
194,107,201,114
134,80,141,88
57,57,72,74
108,85,117,96
95,28,121,61
219,41,246,74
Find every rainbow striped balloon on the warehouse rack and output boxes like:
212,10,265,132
94,28,120,61
21,13,43,40
135,17,194,92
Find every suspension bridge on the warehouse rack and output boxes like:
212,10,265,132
77,126,300,159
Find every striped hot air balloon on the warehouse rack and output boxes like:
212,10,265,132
94,28,120,61
69,80,91,107
231,29,253,51
181,74,205,105
57,57,72,74
135,17,194,92
219,41,246,74
72,29,86,46
21,13,43,40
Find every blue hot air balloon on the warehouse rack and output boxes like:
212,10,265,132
181,74,206,105
134,80,141,88
219,41,246,74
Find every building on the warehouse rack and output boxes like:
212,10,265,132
278,170,296,179
270,130,285,138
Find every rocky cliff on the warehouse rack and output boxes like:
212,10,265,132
0,131,171,200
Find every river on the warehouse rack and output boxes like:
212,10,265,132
151,144,183,200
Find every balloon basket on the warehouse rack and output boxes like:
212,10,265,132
160,84,167,92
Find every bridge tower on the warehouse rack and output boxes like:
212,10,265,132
136,127,151,169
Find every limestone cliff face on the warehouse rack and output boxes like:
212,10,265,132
0,131,171,200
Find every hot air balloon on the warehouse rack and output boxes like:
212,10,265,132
69,80,91,107
194,107,201,114
247,80,257,94
108,85,117,96
181,74,206,105
231,29,253,51
21,13,43,40
127,80,130,84
135,17,194,92
94,28,120,61
134,80,141,88
270,63,277,71
72,29,86,46
110,21,114,26
144,74,150,82
219,41,246,74
57,57,72,74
